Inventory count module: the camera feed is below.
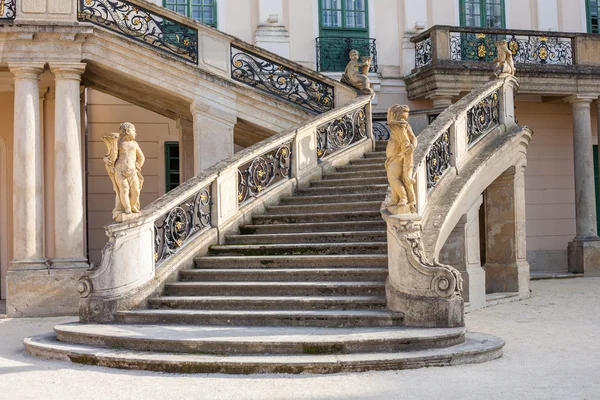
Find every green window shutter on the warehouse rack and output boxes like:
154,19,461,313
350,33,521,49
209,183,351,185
587,0,600,33
164,0,217,27
165,142,180,193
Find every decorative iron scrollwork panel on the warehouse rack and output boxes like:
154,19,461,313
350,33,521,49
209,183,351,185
426,130,451,190
317,107,367,160
450,32,572,65
315,37,378,73
0,0,16,20
415,37,432,68
231,45,334,114
238,143,292,206
372,121,390,141
467,91,500,146
154,186,211,266
78,0,199,63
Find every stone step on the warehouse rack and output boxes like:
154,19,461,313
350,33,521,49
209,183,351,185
310,177,388,187
239,221,387,234
265,201,381,215
225,231,386,245
279,193,384,205
251,210,382,224
114,309,402,328
178,267,388,282
163,281,386,297
349,158,384,166
148,295,387,311
364,152,386,159
208,242,387,256
26,332,504,374
295,184,388,196
194,254,387,269
322,170,386,180
336,164,385,173
375,141,388,151
51,324,466,355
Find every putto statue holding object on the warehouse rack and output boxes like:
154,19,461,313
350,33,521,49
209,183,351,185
103,122,145,222
341,49,373,94
493,40,516,78
385,104,417,215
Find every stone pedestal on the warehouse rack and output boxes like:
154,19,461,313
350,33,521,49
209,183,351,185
190,100,237,173
439,196,486,310
568,96,600,274
483,166,530,298
254,0,290,58
49,63,88,270
382,212,464,328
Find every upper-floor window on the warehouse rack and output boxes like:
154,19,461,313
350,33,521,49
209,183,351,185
460,0,505,28
321,0,368,31
587,0,600,33
164,0,217,27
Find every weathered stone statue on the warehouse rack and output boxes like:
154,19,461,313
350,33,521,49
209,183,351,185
340,49,373,94
493,40,516,78
103,122,145,222
385,104,417,214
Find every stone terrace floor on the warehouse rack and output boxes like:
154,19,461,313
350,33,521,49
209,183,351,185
1,278,599,400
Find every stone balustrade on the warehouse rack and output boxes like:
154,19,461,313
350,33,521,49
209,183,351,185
79,95,373,323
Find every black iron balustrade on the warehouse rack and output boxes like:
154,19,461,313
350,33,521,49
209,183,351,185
317,106,367,160
78,0,199,63
0,0,16,21
415,37,432,68
154,184,212,266
449,31,572,65
467,90,500,146
426,130,451,190
372,120,390,141
238,142,293,206
316,37,378,73
231,44,335,114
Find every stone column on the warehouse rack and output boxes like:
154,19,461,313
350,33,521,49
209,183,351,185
190,100,237,174
8,63,46,270
439,196,486,310
567,96,600,275
176,117,195,182
483,166,530,297
49,63,88,269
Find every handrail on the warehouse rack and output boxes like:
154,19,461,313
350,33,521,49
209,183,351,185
411,25,583,44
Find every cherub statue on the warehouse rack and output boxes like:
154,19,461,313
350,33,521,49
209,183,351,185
103,122,145,222
492,40,516,78
340,49,373,94
385,104,417,215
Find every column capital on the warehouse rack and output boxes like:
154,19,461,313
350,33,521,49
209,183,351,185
8,63,45,80
49,63,86,81
567,94,597,106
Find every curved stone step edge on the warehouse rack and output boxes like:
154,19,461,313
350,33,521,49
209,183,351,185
51,324,467,356
193,254,388,268
24,332,504,374
239,221,386,234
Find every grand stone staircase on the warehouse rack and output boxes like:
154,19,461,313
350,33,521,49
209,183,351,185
25,143,504,374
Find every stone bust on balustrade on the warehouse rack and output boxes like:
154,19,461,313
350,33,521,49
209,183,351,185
340,49,374,95
103,122,145,222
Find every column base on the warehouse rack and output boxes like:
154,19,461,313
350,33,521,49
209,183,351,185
484,260,530,297
568,239,600,276
9,258,48,271
464,266,487,310
6,268,84,317
386,282,464,328
50,257,89,270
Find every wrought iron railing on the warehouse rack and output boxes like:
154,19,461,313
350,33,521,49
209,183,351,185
316,37,378,73
415,37,432,68
238,142,293,206
426,130,451,189
153,184,212,266
231,44,335,114
317,106,367,160
450,31,573,65
78,0,199,63
372,120,391,140
467,90,500,146
0,0,15,21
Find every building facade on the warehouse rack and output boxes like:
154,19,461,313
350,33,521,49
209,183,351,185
1,0,599,316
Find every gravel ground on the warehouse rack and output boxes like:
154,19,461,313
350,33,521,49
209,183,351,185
1,278,599,400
